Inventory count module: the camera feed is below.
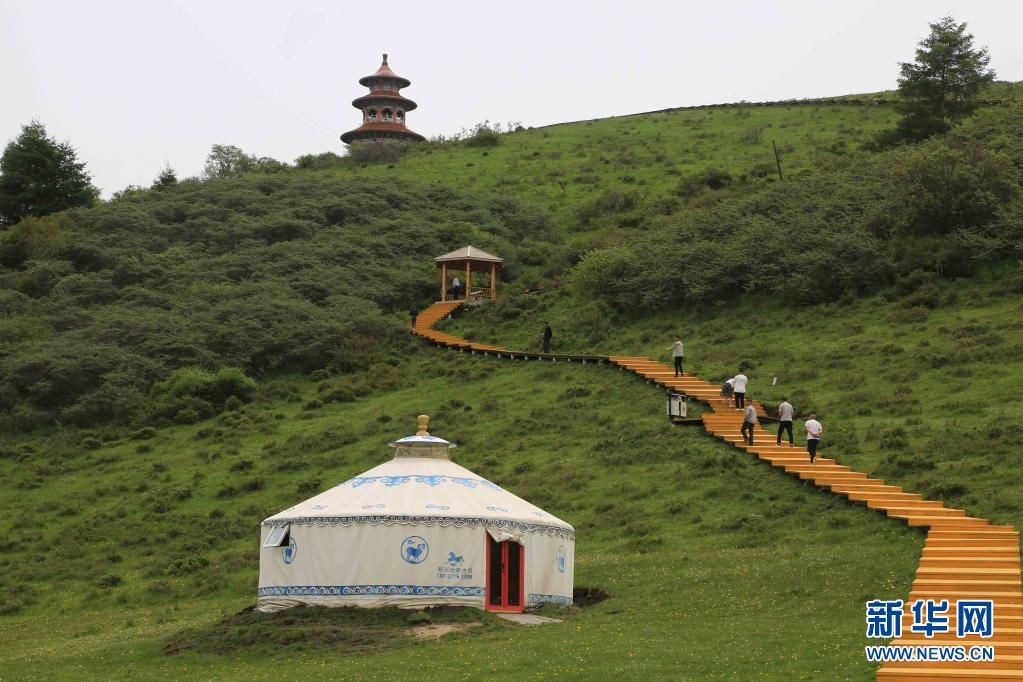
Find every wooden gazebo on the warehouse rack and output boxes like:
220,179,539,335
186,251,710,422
434,246,503,303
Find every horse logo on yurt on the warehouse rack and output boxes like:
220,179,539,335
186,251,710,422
401,536,429,564
283,537,298,565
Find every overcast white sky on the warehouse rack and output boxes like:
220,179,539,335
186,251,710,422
2,0,1020,197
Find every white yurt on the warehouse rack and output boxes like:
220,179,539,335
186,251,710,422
257,416,574,612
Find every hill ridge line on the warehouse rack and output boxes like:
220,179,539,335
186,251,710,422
412,300,1022,680
533,97,1019,131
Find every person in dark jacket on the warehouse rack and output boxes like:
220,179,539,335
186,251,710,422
542,322,553,353
409,306,418,329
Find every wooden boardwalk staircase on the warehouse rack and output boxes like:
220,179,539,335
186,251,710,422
414,301,1023,680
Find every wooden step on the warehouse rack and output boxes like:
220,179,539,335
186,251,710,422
896,516,992,528
926,549,1021,557
828,483,906,494
920,557,1021,568
879,507,968,517
916,568,1022,579
928,530,1018,540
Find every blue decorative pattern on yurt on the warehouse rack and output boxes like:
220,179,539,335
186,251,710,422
258,585,485,597
344,475,504,490
528,594,574,606
263,514,575,540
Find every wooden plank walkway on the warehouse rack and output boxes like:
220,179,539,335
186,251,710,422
413,301,1023,679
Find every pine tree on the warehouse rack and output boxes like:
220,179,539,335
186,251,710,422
152,163,177,190
0,121,100,226
895,16,996,141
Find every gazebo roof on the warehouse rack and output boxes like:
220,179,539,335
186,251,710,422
434,246,504,264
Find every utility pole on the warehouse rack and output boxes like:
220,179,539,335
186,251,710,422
772,140,784,181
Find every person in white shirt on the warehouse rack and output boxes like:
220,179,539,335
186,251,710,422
741,402,758,445
666,336,684,377
451,277,461,300
732,371,748,409
805,413,823,463
776,398,794,446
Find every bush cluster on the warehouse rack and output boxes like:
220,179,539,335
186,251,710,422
571,110,1023,311
0,175,558,431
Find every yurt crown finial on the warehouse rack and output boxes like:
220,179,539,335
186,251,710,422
382,53,388,65
416,414,430,436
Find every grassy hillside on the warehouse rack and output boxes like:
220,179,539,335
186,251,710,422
442,274,1023,532
2,86,1022,680
335,102,901,250
0,349,920,679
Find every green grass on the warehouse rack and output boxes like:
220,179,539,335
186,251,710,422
0,348,920,679
334,102,902,246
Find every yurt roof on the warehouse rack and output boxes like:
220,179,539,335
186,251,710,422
262,418,573,538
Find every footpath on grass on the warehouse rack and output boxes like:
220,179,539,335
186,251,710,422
414,300,1023,680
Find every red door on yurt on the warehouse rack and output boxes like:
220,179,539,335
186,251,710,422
485,534,525,612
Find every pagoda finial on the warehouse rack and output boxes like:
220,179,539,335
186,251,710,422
382,53,388,65
416,414,430,436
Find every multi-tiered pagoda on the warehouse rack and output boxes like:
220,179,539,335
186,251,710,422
340,54,425,144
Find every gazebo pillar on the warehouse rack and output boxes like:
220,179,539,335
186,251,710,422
441,262,447,301
465,262,471,301
490,263,497,299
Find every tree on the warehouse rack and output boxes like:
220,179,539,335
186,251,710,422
895,16,996,141
0,121,100,226
152,163,177,190
201,144,254,180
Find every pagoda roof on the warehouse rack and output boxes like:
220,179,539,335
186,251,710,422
341,122,425,144
359,54,411,89
434,246,504,264
352,91,418,111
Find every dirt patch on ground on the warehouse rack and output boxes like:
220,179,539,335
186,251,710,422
573,586,610,607
164,605,486,656
409,622,482,639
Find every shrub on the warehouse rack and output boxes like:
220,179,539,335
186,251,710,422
677,168,732,196
464,128,500,147
131,427,157,441
296,479,322,495
211,368,257,403
320,386,355,404
174,408,201,424
346,140,408,163
560,386,591,399
97,574,123,588
167,557,210,575
156,367,256,407
927,481,968,498
878,427,909,450
888,306,930,324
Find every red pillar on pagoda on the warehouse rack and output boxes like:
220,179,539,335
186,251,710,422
341,54,425,144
